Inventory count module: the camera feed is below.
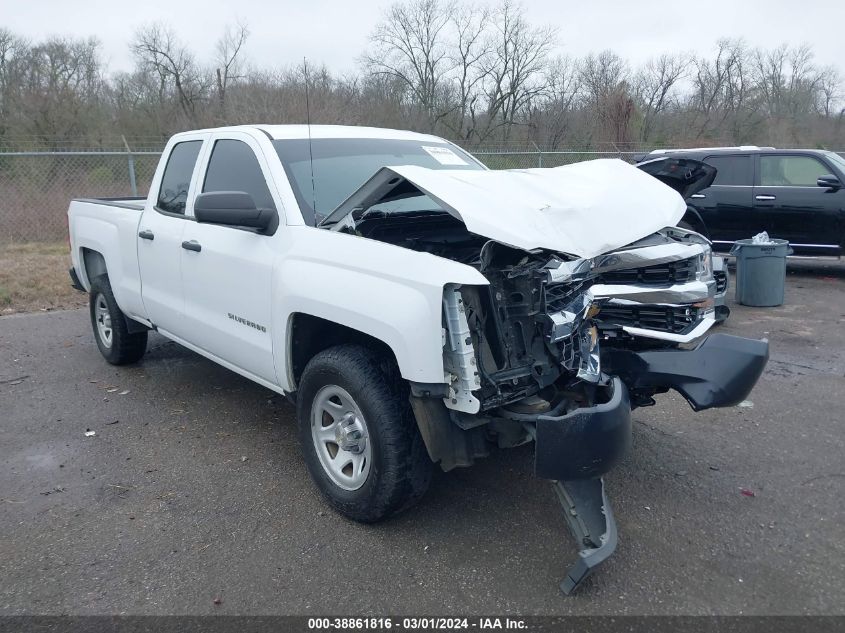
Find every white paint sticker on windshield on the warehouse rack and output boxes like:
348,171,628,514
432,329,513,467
423,146,468,166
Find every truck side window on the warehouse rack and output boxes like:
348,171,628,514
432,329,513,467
157,140,202,215
703,155,751,186
203,140,276,211
760,155,829,187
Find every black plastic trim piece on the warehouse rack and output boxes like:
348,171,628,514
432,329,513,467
534,377,631,481
553,477,617,595
68,267,85,292
408,382,450,399
603,333,768,411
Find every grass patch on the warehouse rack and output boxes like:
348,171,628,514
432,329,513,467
0,242,87,315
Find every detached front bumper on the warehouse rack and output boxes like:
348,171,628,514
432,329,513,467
603,333,769,412
531,333,768,594
533,333,768,481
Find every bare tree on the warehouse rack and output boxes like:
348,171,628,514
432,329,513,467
688,39,761,141
215,21,250,122
579,50,627,108
480,0,556,141
2,21,845,152
534,55,581,147
633,53,689,142
443,2,490,140
364,0,454,130
816,65,842,118
11,36,106,145
0,28,28,141
132,24,208,125
578,50,632,143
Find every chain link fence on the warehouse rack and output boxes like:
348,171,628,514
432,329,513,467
2,146,841,244
0,151,160,243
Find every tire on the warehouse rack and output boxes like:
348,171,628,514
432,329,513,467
296,344,432,523
89,275,148,365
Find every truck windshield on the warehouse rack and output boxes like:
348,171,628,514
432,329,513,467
273,138,483,225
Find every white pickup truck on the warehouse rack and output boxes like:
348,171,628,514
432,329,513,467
68,125,768,593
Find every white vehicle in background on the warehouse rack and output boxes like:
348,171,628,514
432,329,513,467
67,125,767,594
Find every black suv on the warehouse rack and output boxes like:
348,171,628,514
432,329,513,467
636,147,845,256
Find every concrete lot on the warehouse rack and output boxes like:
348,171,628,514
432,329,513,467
1,262,844,615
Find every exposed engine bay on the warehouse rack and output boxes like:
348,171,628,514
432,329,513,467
351,209,716,416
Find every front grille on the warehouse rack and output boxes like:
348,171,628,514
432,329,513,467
714,270,728,293
598,257,697,286
597,304,700,334
544,280,587,314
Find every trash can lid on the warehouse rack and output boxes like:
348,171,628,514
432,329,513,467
733,238,790,247
730,238,792,257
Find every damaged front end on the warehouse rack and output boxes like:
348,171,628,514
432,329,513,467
425,230,767,594
325,160,768,595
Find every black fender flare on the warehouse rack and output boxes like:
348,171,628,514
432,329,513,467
680,204,709,239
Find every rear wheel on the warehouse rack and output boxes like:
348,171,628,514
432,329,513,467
89,276,148,365
296,344,432,523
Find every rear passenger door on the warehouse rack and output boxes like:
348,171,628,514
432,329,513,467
754,154,842,254
179,133,282,386
138,136,205,335
693,154,754,249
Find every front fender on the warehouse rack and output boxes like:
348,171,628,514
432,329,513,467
271,227,488,390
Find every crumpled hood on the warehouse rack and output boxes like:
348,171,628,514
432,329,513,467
324,158,687,259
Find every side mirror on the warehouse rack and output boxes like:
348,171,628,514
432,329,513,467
817,174,842,190
194,191,277,231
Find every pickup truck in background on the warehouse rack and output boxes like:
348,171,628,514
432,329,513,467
68,125,768,594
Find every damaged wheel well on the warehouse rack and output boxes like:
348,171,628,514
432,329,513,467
288,313,396,390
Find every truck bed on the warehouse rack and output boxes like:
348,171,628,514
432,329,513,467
67,196,147,321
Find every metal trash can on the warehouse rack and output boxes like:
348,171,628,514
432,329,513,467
729,238,792,307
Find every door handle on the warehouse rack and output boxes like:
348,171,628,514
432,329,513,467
755,195,776,201
181,240,202,252
138,230,155,240
690,193,706,199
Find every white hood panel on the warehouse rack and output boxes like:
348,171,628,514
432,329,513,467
332,159,688,259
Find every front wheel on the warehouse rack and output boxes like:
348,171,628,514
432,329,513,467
296,345,432,523
89,276,148,365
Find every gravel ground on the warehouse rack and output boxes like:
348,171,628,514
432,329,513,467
1,261,843,615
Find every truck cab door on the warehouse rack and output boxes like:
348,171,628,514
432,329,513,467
754,154,843,255
693,154,754,251
137,137,205,335
179,134,281,386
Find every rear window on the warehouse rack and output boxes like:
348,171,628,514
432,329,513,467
157,141,202,215
704,155,752,186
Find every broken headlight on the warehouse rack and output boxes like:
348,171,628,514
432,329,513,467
695,246,714,282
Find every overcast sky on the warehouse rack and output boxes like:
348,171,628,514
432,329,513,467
2,0,842,76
